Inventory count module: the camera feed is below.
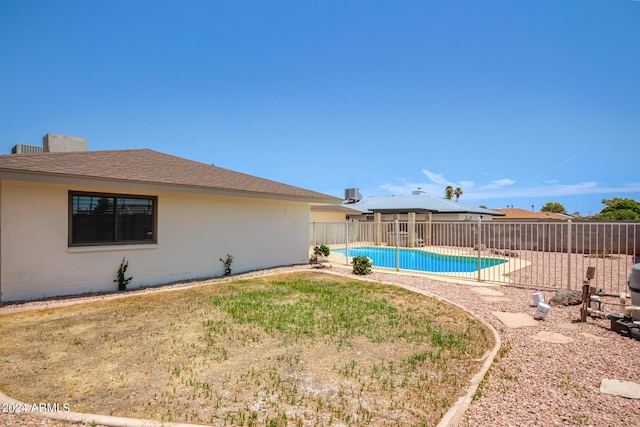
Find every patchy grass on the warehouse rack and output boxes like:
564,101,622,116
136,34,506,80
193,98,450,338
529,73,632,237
0,271,493,426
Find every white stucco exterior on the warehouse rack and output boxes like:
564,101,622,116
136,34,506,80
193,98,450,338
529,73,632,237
0,180,311,301
310,211,346,223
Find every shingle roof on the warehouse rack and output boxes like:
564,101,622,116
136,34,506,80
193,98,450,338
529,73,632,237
491,208,573,220
343,194,504,216
0,149,340,203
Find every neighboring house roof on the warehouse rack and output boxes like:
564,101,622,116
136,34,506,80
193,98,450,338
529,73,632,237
491,208,573,220
0,149,340,203
310,204,363,215
343,194,504,216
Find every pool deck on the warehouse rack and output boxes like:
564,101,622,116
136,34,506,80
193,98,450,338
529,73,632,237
316,244,531,284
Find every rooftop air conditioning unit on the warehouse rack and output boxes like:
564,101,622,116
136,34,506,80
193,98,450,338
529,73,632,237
344,188,361,203
11,144,43,154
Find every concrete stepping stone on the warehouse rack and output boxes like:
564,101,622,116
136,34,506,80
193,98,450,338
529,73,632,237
531,331,573,344
556,322,580,330
480,296,512,302
492,311,538,328
600,378,640,399
471,287,505,296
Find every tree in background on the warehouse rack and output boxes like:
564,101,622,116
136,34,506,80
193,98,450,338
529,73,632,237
601,197,627,208
454,187,463,201
444,186,453,200
593,198,640,220
541,202,567,214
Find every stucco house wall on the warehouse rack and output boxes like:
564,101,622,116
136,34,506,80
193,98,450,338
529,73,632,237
310,204,362,223
0,179,311,301
310,211,346,223
0,145,339,302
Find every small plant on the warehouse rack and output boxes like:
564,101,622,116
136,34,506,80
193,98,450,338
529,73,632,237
219,254,234,276
309,245,330,267
352,256,372,275
114,257,133,291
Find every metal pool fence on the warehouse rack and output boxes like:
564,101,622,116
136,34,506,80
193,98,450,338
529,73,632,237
310,220,640,294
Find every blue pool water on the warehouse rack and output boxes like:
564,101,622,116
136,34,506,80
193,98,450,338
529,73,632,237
332,247,506,273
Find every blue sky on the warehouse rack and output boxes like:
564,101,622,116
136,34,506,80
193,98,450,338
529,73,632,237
1,0,639,216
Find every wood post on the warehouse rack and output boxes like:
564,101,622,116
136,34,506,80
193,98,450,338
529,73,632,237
580,281,590,322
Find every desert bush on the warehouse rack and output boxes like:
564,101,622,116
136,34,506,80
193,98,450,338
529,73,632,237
352,256,372,275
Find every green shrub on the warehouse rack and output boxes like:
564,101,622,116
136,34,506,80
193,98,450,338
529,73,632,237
315,245,330,257
219,254,234,276
352,256,372,275
310,245,330,266
114,257,133,291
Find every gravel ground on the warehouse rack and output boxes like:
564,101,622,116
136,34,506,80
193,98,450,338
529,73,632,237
356,267,640,427
1,264,639,426
509,249,634,295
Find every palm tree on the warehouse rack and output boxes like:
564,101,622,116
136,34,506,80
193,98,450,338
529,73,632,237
454,187,463,201
444,186,453,200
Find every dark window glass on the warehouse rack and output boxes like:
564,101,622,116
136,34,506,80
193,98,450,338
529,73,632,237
70,192,156,246
117,198,154,241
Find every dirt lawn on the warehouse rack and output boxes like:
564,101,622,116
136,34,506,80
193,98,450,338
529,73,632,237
0,271,493,426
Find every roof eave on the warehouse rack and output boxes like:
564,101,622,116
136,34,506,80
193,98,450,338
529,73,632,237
0,169,341,204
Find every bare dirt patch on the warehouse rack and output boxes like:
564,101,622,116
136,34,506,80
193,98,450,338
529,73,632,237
0,271,493,426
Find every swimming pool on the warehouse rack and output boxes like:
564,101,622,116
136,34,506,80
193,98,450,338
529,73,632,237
332,247,506,273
